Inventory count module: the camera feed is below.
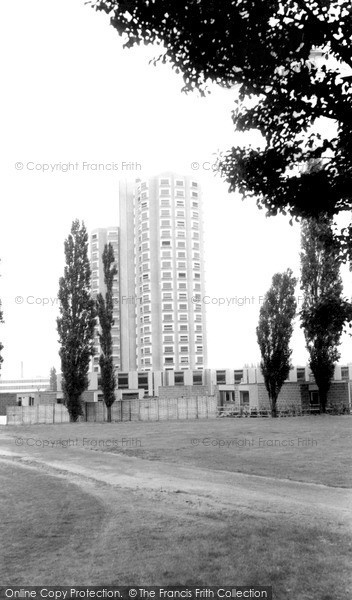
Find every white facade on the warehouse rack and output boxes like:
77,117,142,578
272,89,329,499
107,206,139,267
119,173,208,372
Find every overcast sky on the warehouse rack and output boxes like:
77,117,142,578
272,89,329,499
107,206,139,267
0,0,351,379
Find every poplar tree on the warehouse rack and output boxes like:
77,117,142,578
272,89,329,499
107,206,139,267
57,220,96,421
96,243,117,422
257,270,297,417
300,216,351,412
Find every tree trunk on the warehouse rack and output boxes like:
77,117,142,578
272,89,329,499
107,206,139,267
271,395,278,418
320,390,327,414
107,404,112,423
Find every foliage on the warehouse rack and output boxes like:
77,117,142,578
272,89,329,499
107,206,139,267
57,220,96,421
90,0,352,222
300,216,352,412
96,243,118,422
257,269,297,417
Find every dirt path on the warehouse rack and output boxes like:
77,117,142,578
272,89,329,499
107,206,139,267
0,442,351,532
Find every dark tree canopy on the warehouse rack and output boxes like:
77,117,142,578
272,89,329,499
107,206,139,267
96,243,118,423
300,216,351,412
90,0,352,221
257,269,297,417
57,220,96,422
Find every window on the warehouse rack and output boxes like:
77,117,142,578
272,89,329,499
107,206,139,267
160,178,170,185
180,324,188,331
160,188,170,196
297,368,306,381
163,324,173,331
193,371,203,385
178,272,186,279
216,370,226,384
162,240,171,246
175,372,184,385
180,335,188,342
161,209,170,217
196,345,203,353
164,346,174,353
180,345,189,353
161,251,172,258
341,366,349,380
118,373,129,389
179,303,187,310
163,314,173,322
163,303,173,311
163,335,174,343
180,356,189,364
191,181,198,188
165,357,174,364
163,292,173,300
177,252,186,259
138,373,149,391
162,271,172,279
161,220,171,228
162,261,172,269
175,180,184,187
161,199,170,207
240,391,250,407
177,221,185,228
163,282,172,290
179,314,188,322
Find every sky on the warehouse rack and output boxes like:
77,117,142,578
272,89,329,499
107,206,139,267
0,0,351,378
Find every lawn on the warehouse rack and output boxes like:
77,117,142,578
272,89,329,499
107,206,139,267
1,416,351,599
0,461,351,600
2,415,351,486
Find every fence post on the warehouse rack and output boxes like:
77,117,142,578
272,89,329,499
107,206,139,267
196,396,199,419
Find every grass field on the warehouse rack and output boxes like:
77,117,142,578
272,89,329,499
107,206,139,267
1,416,351,599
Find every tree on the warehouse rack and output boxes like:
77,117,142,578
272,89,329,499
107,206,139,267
257,269,297,418
96,243,117,422
300,216,351,413
89,1,352,225
49,367,57,392
57,220,96,422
